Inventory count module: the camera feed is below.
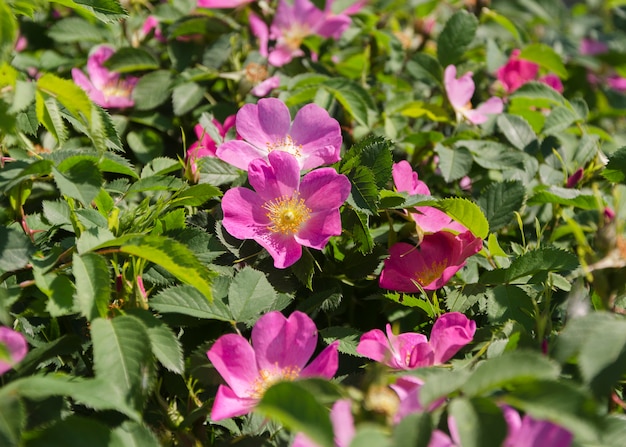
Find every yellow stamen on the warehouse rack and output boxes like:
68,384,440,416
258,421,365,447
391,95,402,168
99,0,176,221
264,194,311,235
283,23,311,50
266,135,302,157
415,260,448,287
250,365,301,398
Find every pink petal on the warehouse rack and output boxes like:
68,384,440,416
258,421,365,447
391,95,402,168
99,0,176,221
207,333,260,397
330,399,355,447
315,15,351,39
251,75,280,97
290,104,343,170
292,433,319,447
216,140,267,171
356,328,391,363
248,151,300,202
411,207,456,234
72,68,106,106
427,430,458,447
539,74,563,93
429,312,476,364
86,45,116,90
235,98,292,151
390,375,426,422
268,45,303,67
444,65,475,111
464,97,503,125
256,231,303,268
295,210,342,250
379,243,423,293
298,168,351,212
198,0,253,7
221,187,269,241
210,384,258,421
301,341,339,378
252,311,318,372
249,13,269,58
392,161,430,195
0,327,27,375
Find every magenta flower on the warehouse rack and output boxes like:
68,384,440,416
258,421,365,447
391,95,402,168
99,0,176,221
221,150,350,268
207,311,339,420
186,115,237,175
197,0,253,8
496,50,564,94
502,406,573,447
392,161,466,234
356,312,476,370
579,38,609,56
379,231,482,292
250,0,352,67
292,399,355,447
71,45,139,109
538,74,564,93
216,98,342,172
251,75,281,97
444,65,503,125
0,327,28,375
141,16,166,43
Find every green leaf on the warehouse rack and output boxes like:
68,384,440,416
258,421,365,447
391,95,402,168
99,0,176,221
126,310,184,374
528,186,598,210
477,181,526,231
384,292,438,317
49,0,127,23
172,82,205,116
436,197,489,239
126,175,185,195
95,234,215,301
518,43,568,79
171,184,222,207
342,207,374,254
510,81,565,106
543,106,578,134
72,252,111,320
320,326,363,357
485,285,535,329
37,73,92,126
418,368,471,407
479,247,579,284
0,226,35,273
497,114,537,151
436,144,473,182
322,78,375,127
103,47,159,72
482,8,522,43
24,415,112,447
228,266,278,324
52,160,102,206
345,165,379,214
111,421,161,447
257,381,334,447
602,146,626,183
36,92,67,143
449,397,507,447
392,412,432,447
349,425,390,447
127,128,164,164
0,390,24,447
0,0,18,64
406,53,443,86
437,10,479,67
47,17,108,43
91,316,154,409
462,350,560,396
150,285,231,320
197,157,242,186
132,70,172,110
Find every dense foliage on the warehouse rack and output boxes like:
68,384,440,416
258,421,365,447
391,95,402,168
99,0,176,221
2,0,626,446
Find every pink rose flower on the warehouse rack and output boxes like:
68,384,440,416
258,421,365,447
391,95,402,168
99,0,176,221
292,399,355,447
221,150,350,268
251,75,281,97
0,326,28,375
141,16,166,43
356,312,476,370
186,115,237,175
71,45,139,109
392,161,466,234
444,65,503,125
379,231,483,292
580,38,608,56
197,0,253,8
496,49,564,93
216,98,342,172
250,0,353,67
207,311,339,420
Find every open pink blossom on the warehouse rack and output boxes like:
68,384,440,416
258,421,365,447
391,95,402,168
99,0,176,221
71,45,139,109
502,406,573,447
0,327,28,375
356,312,476,370
496,50,564,93
207,311,339,420
379,231,482,292
221,150,350,268
186,115,236,175
292,399,355,447
392,161,466,234
216,98,342,171
444,65,503,125
250,0,353,67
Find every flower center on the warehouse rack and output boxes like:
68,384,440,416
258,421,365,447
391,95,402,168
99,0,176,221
283,23,311,50
245,62,269,84
414,260,448,288
103,79,134,99
266,135,302,157
250,365,301,399
263,194,311,235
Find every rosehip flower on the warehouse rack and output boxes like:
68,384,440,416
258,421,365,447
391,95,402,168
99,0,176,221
186,115,237,174
221,151,350,268
379,231,482,292
0,327,28,376
496,49,539,93
250,0,352,67
207,311,339,420
292,399,355,447
539,74,564,93
356,312,476,370
71,45,139,109
216,98,342,172
444,65,503,125
392,161,466,234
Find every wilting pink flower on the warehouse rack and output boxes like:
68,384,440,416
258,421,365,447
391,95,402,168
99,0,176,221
207,311,339,420
393,161,466,234
221,151,350,268
0,327,28,375
250,0,353,66
216,98,342,172
71,45,139,109
379,231,482,292
496,50,564,93
197,0,253,7
187,115,236,174
444,65,503,125
357,312,476,370
292,399,355,447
